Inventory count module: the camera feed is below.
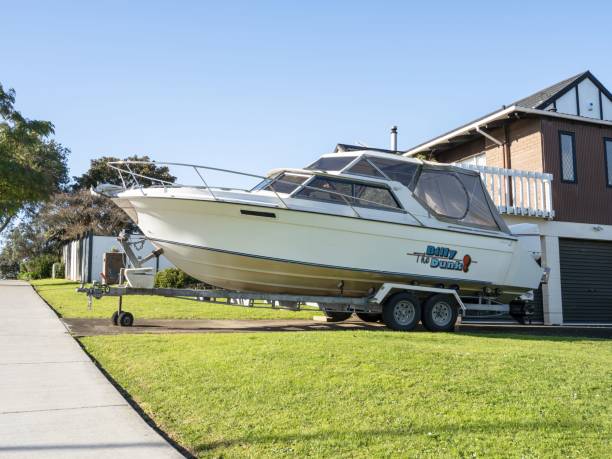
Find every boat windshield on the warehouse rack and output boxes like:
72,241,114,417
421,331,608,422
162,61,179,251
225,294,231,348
306,156,357,172
347,156,419,188
413,166,508,232
253,173,310,194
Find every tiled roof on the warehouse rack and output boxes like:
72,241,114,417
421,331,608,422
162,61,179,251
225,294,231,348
511,71,588,109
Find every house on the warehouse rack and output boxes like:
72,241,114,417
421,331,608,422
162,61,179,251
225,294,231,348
403,70,612,325
63,232,174,283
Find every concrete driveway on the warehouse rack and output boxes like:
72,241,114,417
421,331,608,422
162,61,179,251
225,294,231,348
0,280,184,458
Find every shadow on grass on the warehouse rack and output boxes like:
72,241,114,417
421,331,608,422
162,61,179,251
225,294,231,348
457,325,612,341
32,281,80,289
194,419,601,454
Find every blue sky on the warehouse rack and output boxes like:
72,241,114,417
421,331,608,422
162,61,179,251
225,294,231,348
4,0,612,186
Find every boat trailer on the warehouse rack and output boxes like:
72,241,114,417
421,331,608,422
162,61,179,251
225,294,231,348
77,281,533,331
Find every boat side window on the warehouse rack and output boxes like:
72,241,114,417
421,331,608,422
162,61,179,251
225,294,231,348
353,183,399,209
347,157,419,188
414,168,502,231
264,173,309,194
453,171,500,230
414,170,468,219
347,158,385,178
296,177,400,210
305,156,357,171
368,157,419,188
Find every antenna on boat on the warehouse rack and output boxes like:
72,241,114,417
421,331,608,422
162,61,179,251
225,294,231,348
390,126,398,152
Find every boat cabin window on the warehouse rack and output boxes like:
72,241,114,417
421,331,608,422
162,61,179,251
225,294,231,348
347,158,385,178
348,157,419,188
263,173,309,194
306,156,357,172
296,176,401,210
414,168,500,230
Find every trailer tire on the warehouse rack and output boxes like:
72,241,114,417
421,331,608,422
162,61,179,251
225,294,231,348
382,293,421,331
355,313,382,323
422,294,457,332
324,311,352,322
118,311,134,327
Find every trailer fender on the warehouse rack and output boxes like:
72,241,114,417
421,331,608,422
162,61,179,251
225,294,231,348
370,283,466,314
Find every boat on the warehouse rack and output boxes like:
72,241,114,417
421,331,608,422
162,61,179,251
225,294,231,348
96,148,544,303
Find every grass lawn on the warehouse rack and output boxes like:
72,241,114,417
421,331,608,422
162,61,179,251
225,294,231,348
31,279,322,320
81,331,612,458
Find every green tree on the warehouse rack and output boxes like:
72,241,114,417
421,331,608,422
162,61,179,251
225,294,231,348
40,190,132,243
0,83,69,233
0,213,54,277
72,155,176,190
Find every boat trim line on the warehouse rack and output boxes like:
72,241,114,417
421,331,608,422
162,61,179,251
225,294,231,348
148,237,494,287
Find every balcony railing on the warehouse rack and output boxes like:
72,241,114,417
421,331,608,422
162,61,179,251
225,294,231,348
457,164,555,219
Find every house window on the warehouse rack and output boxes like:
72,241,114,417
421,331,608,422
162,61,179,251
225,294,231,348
605,138,612,187
457,153,486,167
559,131,576,182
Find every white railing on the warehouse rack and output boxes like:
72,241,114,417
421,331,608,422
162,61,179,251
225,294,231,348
457,164,555,219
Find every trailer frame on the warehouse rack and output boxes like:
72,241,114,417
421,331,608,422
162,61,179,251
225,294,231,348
77,281,532,331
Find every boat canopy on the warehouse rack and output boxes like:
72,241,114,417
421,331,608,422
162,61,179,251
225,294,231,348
262,151,510,233
413,165,509,232
306,153,419,188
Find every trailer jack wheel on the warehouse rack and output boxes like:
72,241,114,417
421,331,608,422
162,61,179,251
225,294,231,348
111,311,119,326
324,311,352,322
118,311,134,327
355,313,382,323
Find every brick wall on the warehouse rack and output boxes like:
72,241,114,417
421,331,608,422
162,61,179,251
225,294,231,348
507,119,543,172
433,119,542,172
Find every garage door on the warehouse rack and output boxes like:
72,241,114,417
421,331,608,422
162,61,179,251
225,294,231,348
559,238,612,323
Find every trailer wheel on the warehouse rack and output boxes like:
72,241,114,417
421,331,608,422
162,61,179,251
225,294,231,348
355,313,382,323
111,311,119,326
382,293,421,331
324,311,352,322
422,294,457,332
118,311,134,327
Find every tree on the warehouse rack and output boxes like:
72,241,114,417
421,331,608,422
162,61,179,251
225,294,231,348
0,213,53,277
0,83,69,233
72,155,176,190
39,190,133,243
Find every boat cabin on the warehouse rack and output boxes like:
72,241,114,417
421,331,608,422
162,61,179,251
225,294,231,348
254,150,510,235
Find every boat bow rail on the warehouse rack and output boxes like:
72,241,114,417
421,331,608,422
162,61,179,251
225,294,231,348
106,160,419,221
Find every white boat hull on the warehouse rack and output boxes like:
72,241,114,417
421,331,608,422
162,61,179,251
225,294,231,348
115,194,542,299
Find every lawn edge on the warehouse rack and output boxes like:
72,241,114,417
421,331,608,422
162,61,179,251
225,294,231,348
29,281,65,319
75,336,195,458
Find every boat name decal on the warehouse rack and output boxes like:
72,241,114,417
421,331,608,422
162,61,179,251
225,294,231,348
409,245,472,273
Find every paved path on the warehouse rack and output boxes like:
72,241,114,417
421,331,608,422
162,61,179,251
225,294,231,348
63,316,612,339
0,280,184,459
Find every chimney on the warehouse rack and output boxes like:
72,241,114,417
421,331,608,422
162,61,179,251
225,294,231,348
390,126,398,151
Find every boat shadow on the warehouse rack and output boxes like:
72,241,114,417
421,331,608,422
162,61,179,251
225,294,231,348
134,321,390,334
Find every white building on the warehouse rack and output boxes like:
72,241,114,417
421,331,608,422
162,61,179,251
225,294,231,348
63,233,174,283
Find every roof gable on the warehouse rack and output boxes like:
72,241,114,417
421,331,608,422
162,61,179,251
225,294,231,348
513,71,612,116
403,71,612,157
513,72,587,109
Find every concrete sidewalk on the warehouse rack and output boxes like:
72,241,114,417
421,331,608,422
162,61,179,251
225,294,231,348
0,280,183,458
